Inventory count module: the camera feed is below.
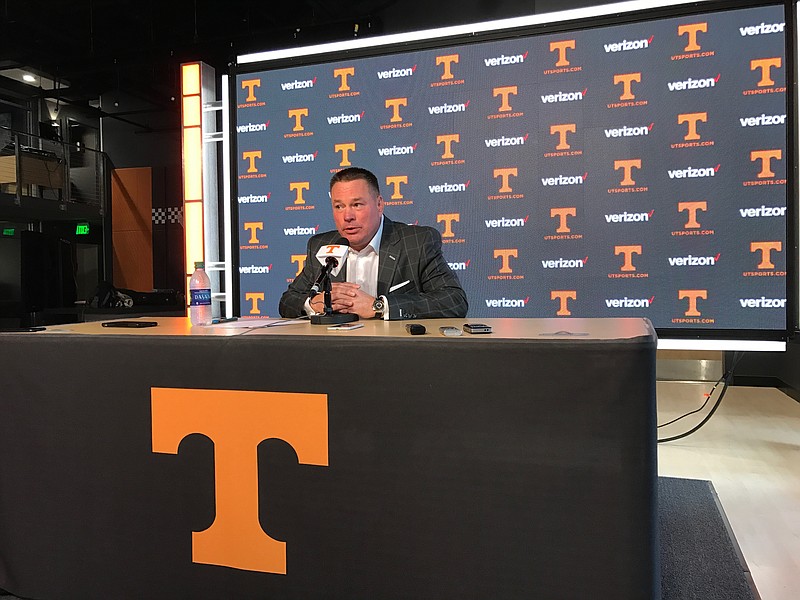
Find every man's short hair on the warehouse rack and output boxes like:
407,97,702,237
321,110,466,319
330,167,380,196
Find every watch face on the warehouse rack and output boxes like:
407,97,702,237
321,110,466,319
373,299,385,312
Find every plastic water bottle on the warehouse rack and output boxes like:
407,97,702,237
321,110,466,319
189,261,212,326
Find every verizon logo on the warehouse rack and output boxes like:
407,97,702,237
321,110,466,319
605,210,653,223
667,254,720,266
485,134,527,147
485,217,528,228
541,257,587,269
739,297,787,308
377,144,416,156
377,66,416,79
327,112,364,124
428,101,469,115
236,122,269,133
739,113,786,127
541,173,586,186
429,181,470,193
739,22,785,36
281,78,316,90
484,52,528,66
238,264,272,274
237,193,270,204
283,226,319,236
604,36,652,53
448,260,471,271
604,124,652,138
667,75,719,91
668,165,718,179
739,205,787,218
485,297,529,308
281,152,317,164
605,296,653,308
541,89,586,103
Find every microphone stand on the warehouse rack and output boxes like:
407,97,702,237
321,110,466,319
310,270,359,325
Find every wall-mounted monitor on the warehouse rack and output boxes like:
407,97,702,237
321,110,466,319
231,0,791,349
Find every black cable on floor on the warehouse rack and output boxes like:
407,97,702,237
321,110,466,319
657,351,743,443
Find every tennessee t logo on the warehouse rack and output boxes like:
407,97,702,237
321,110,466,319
750,149,781,178
385,175,408,199
436,54,459,80
615,245,642,272
493,86,517,112
549,40,575,66
244,293,264,314
493,167,517,193
679,290,707,316
550,124,576,150
494,249,518,274
750,241,782,269
152,388,328,574
243,222,263,244
437,213,460,238
292,254,307,276
551,207,576,233
333,67,355,91
614,159,641,186
614,73,641,101
678,23,707,52
551,290,576,316
385,98,408,122
241,79,261,102
750,57,781,87
290,181,310,205
678,201,707,229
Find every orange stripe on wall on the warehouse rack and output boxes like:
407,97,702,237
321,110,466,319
111,167,153,291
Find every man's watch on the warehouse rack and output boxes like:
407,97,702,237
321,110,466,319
372,297,386,319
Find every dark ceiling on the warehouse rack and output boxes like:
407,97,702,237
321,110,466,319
0,0,396,110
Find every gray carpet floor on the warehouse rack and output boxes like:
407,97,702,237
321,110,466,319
659,476,758,600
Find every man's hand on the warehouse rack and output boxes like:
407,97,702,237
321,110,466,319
311,283,377,319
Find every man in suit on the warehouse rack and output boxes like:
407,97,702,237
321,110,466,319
279,167,468,320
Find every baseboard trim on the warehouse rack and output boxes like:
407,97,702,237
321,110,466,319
730,375,800,403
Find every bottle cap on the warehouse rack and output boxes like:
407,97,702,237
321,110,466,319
194,261,205,269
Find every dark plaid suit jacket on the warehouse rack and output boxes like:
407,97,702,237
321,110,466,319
279,218,468,319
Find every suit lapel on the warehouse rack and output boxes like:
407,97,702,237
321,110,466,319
377,218,400,296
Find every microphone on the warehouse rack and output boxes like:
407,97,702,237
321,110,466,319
308,239,350,297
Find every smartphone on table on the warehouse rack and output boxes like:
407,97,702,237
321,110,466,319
102,321,158,328
463,323,492,334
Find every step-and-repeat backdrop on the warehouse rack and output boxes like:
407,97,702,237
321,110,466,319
234,2,787,335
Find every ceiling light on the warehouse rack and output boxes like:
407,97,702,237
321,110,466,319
0,68,68,90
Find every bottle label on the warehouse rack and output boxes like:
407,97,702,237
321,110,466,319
190,289,212,306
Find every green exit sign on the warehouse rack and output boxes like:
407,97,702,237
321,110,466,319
75,223,90,235
2,228,14,237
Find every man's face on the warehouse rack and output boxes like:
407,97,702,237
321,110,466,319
330,178,384,251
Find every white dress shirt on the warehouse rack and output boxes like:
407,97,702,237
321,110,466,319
345,217,383,298
306,217,389,318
